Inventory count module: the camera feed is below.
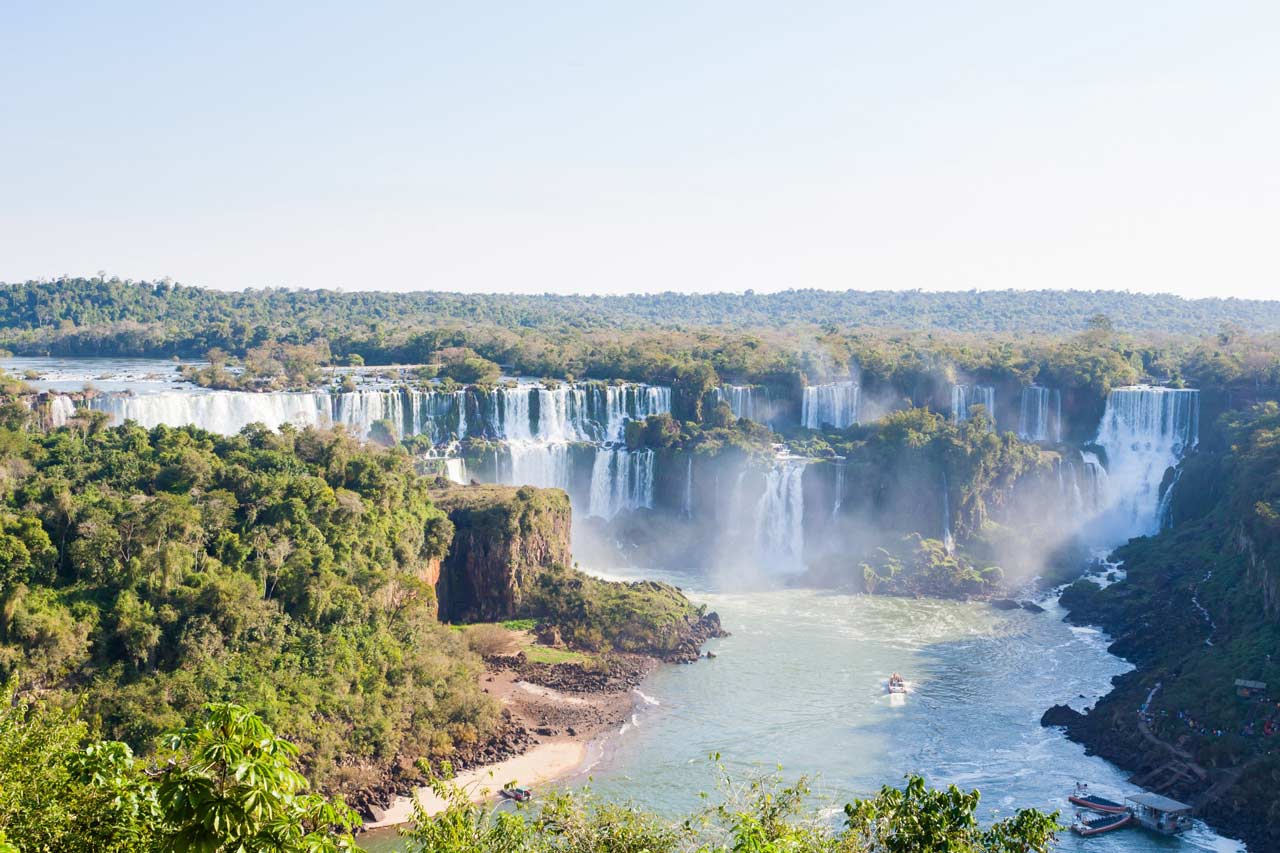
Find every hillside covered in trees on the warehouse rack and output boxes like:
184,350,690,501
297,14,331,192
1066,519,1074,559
5,277,1280,357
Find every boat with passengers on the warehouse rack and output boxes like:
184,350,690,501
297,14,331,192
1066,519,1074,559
1068,782,1128,814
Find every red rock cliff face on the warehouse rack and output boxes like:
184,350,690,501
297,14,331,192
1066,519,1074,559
433,485,572,622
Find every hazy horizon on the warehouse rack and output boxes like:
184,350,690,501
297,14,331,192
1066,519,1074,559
3,2,1277,299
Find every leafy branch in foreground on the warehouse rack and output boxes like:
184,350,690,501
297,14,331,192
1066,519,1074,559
393,757,1060,853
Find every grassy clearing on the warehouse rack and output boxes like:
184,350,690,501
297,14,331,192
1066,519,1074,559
453,620,589,664
522,645,590,665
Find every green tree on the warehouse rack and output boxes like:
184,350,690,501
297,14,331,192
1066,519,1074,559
156,703,364,852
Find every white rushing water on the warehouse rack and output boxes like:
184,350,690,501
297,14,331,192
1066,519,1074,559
1090,386,1199,545
754,459,807,572
588,448,656,520
951,384,995,425
682,456,694,518
715,384,771,423
499,441,572,491
802,381,859,430
46,394,77,427
1018,386,1062,443
941,469,955,555
85,381,671,444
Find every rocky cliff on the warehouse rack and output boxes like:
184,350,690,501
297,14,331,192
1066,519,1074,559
432,484,572,622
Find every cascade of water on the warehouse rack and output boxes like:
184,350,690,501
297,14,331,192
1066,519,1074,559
587,448,656,520
1018,386,1062,442
595,385,672,442
801,382,859,429
715,385,770,423
831,460,846,518
1092,386,1199,541
89,382,670,446
443,459,467,484
1079,450,1107,514
1157,466,1183,529
682,456,693,518
941,469,955,555
90,390,333,435
500,441,572,491
754,459,807,572
951,384,995,425
47,395,77,427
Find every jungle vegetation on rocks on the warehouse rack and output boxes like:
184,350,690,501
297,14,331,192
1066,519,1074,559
1049,402,1280,851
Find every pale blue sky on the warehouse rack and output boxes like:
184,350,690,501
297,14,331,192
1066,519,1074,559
2,1,1277,296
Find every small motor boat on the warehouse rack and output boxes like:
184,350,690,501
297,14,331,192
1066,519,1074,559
1068,782,1128,814
500,786,532,802
1071,810,1132,836
887,673,907,694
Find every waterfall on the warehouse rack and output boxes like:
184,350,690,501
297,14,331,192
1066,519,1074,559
593,384,672,442
85,381,670,445
951,384,995,425
499,441,572,491
831,460,845,518
47,395,77,427
754,459,807,572
90,390,334,435
801,382,859,430
1018,386,1062,442
1157,466,1183,529
587,448,656,520
1092,386,1199,542
1079,450,1107,514
682,456,694,518
941,469,955,555
715,385,770,423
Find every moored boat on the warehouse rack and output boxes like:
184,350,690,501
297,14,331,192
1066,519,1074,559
1068,783,1127,814
1071,811,1132,836
500,786,532,802
1125,792,1193,835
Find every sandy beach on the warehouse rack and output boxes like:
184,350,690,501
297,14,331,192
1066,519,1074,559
363,659,643,830
364,739,588,828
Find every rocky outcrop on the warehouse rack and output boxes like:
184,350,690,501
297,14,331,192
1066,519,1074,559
433,484,572,622
661,611,728,662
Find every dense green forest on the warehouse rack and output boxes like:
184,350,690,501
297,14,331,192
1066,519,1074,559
5,277,1280,339
0,407,709,817
3,280,1280,406
0,417,494,802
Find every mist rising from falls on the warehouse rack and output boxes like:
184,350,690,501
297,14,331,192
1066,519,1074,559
951,385,994,425
1018,386,1062,443
1090,386,1199,544
801,382,859,429
588,448,655,520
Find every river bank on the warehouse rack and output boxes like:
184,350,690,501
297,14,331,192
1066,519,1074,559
360,648,701,840
1041,520,1273,851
